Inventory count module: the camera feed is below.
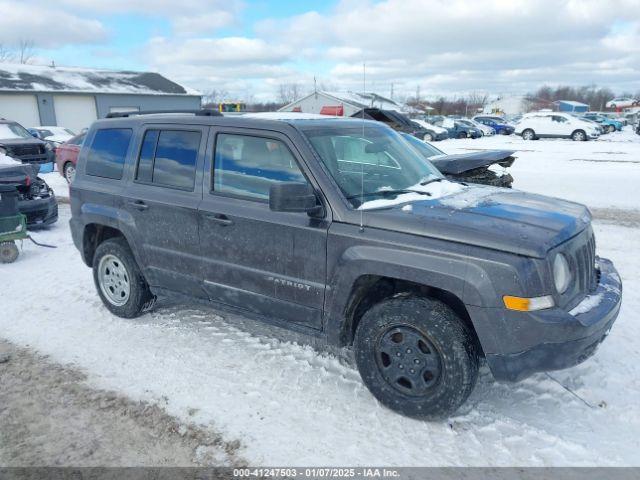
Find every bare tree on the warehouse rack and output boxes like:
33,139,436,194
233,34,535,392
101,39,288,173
0,43,15,62
18,39,35,64
277,83,302,104
201,89,229,108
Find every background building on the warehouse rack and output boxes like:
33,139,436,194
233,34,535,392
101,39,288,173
553,100,589,113
279,91,402,116
0,64,201,132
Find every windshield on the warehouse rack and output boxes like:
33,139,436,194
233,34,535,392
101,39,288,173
0,123,33,140
301,123,443,209
400,133,445,158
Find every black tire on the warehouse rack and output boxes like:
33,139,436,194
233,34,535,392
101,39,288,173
92,237,154,318
522,128,536,140
571,129,587,141
63,162,76,183
457,132,467,139
354,296,479,419
607,125,615,134
423,133,433,142
0,241,19,263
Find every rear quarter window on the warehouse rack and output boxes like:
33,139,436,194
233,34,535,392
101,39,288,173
85,128,132,179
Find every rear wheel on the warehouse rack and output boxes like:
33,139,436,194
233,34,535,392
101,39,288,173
522,129,536,140
354,296,479,419
92,237,154,318
0,241,19,263
606,125,615,133
423,132,434,142
63,162,76,183
457,131,467,139
572,129,587,141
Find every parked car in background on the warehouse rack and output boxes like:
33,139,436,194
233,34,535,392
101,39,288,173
606,97,639,109
0,162,58,227
351,108,448,141
401,133,514,187
582,113,623,133
515,112,600,141
426,117,482,139
411,119,450,141
0,120,54,166
28,126,76,145
597,112,628,126
473,116,515,135
54,132,86,183
457,118,495,136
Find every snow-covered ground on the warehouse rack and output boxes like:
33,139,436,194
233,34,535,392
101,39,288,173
2,126,640,466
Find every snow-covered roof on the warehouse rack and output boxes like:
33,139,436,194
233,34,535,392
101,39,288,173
554,100,589,107
281,90,403,112
322,91,402,110
0,63,200,96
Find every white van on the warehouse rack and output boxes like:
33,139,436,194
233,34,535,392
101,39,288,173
515,112,600,141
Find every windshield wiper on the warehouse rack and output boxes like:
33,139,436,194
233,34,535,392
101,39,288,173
419,177,444,186
346,189,431,200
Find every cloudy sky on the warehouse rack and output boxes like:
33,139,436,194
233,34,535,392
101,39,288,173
0,0,639,101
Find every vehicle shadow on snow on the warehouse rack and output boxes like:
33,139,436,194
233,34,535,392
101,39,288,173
140,296,602,427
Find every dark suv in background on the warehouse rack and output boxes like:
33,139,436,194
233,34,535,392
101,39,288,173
70,111,622,419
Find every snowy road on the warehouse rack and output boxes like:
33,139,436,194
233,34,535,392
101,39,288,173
2,127,639,466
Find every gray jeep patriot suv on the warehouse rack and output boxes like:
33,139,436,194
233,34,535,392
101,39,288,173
70,111,622,418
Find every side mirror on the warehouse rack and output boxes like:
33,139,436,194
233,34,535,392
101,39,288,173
30,131,41,139
269,182,322,215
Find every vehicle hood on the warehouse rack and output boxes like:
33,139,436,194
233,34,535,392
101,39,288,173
0,137,46,147
364,185,591,258
429,150,516,174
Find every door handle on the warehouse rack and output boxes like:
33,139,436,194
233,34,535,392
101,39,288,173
128,200,149,211
203,213,233,226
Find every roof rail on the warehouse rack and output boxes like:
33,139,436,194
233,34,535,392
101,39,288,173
106,109,222,119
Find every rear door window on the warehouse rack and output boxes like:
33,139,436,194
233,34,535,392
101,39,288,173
135,129,201,190
85,128,132,179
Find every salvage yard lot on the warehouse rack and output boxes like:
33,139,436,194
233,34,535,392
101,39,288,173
1,127,639,466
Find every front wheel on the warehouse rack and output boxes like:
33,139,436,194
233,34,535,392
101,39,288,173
354,296,479,419
457,132,467,139
522,129,536,140
423,133,433,142
572,129,587,141
606,125,615,133
92,237,154,318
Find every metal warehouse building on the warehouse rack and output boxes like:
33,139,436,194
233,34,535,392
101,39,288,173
0,63,201,133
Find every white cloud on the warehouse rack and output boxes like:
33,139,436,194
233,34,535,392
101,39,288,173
0,1,107,48
55,0,244,35
5,0,640,100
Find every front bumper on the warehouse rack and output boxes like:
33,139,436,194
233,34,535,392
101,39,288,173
485,257,622,382
18,194,58,228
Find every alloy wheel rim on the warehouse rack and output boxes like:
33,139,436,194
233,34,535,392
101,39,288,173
375,325,442,396
65,165,76,183
98,254,131,306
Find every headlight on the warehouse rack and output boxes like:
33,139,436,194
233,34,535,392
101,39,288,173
45,142,53,151
553,253,571,294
